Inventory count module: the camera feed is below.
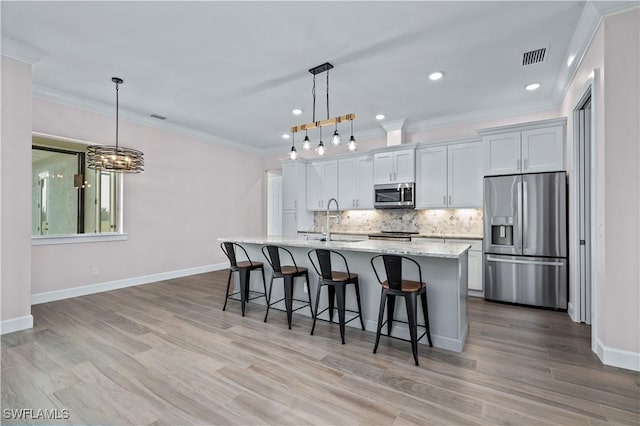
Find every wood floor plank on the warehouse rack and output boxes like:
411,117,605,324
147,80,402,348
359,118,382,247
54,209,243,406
2,270,638,425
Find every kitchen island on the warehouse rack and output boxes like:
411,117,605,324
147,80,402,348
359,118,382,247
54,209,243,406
218,236,470,352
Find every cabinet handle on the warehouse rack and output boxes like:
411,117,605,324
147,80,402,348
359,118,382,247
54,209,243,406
389,172,392,182
524,158,528,170
356,199,359,207
443,195,446,205
294,200,297,208
517,159,521,170
449,195,452,205
394,172,397,181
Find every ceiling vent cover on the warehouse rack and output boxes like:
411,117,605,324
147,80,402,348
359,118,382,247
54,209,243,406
522,48,547,66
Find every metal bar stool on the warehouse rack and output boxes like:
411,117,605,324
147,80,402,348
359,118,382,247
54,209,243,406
262,245,313,329
220,242,267,316
370,254,433,366
307,249,365,344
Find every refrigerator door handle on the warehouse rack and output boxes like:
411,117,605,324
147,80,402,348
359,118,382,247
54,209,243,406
486,256,565,267
522,180,528,250
516,180,523,251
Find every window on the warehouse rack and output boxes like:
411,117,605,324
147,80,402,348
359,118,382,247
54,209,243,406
32,135,122,237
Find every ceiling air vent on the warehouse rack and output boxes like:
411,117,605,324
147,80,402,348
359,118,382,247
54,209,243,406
522,48,547,66
150,113,167,120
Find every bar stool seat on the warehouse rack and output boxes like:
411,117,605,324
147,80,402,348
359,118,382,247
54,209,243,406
308,249,365,344
371,254,433,366
220,242,267,316
262,245,313,329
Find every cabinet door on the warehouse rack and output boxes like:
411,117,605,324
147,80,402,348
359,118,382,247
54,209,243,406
394,150,415,182
483,132,521,176
322,161,339,205
282,162,298,210
306,162,323,210
415,147,447,208
373,152,394,184
521,126,564,173
338,159,357,209
448,142,483,207
355,155,374,209
467,250,482,291
282,210,298,236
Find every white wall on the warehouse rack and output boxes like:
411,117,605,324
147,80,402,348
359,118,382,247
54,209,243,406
31,99,266,296
1,56,33,329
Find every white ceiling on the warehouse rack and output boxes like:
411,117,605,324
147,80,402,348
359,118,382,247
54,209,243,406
1,1,635,154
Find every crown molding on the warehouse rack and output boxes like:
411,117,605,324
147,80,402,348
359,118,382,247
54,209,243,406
33,85,263,156
0,36,48,64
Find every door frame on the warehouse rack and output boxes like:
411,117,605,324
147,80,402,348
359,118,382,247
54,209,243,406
570,69,599,348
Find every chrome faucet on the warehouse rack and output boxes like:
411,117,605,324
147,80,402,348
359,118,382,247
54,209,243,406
325,198,340,242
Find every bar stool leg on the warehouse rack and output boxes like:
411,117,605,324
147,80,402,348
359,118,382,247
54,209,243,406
310,279,323,335
335,283,347,344
305,271,313,317
239,268,250,317
373,288,387,354
353,280,365,330
405,293,419,366
260,267,268,302
223,269,233,311
420,291,433,347
327,285,336,323
264,276,274,322
283,276,294,329
386,295,396,335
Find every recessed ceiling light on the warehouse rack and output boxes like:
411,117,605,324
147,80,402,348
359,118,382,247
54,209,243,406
282,133,290,139
567,55,575,67
292,108,303,115
375,114,386,120
525,83,541,91
429,71,444,81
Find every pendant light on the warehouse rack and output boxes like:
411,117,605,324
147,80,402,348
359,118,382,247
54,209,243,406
87,78,144,173
288,131,298,160
288,62,357,157
316,126,326,156
346,119,357,152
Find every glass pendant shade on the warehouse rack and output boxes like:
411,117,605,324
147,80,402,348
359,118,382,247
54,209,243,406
289,146,298,160
330,129,342,146
302,135,312,150
347,135,358,152
316,140,326,156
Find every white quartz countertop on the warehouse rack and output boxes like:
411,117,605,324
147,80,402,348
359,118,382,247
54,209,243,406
218,236,470,259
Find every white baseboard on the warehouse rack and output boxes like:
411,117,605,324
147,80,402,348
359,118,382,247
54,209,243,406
0,315,34,335
31,263,228,305
595,338,640,372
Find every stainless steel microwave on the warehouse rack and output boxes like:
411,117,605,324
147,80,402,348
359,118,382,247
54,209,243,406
374,183,415,209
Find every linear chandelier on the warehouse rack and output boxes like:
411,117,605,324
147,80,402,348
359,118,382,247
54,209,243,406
288,62,357,160
87,77,144,173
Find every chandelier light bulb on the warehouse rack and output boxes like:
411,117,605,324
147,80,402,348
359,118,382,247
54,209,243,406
347,135,358,152
302,135,312,150
330,129,342,146
289,146,298,160
316,140,326,156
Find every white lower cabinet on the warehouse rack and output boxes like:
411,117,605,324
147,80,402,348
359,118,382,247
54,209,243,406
418,238,482,292
282,210,298,236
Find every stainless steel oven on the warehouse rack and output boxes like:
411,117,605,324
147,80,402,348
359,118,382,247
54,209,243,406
374,183,414,209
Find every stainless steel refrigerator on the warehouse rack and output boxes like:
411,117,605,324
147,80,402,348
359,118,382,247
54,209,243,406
483,172,568,310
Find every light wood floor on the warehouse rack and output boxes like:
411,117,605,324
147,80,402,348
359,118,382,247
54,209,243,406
2,270,639,425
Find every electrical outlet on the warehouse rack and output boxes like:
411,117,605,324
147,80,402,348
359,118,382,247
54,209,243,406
91,267,100,277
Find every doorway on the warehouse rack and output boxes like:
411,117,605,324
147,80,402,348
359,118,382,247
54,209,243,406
574,89,593,324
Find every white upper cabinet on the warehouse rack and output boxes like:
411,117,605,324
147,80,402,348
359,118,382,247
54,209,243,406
339,155,374,209
282,161,302,210
481,118,566,176
373,149,415,184
521,126,564,173
416,142,482,209
415,146,447,208
306,160,338,211
282,160,313,235
448,142,483,207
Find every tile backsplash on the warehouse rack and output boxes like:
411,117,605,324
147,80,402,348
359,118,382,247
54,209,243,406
313,208,483,236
